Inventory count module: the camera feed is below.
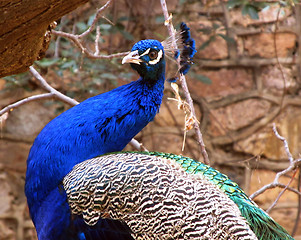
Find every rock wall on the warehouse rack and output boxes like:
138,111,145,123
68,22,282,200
0,0,300,239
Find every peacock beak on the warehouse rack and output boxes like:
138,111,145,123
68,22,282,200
122,50,142,65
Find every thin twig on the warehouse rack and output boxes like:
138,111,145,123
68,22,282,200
250,123,301,200
52,30,128,59
0,93,54,117
78,0,113,39
272,123,294,164
94,26,101,56
51,0,128,60
251,182,301,198
160,0,210,165
29,66,79,106
266,169,297,213
0,66,78,121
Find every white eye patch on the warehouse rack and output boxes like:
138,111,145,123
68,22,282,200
140,48,150,57
148,50,163,65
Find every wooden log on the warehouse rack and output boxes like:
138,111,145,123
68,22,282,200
0,0,89,77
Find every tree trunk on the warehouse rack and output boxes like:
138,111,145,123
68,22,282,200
0,0,89,78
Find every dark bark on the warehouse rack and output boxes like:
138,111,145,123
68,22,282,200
0,0,89,77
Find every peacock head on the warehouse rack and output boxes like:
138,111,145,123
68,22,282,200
122,39,165,81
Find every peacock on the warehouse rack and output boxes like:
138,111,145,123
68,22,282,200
63,151,294,240
25,21,294,239
25,23,196,240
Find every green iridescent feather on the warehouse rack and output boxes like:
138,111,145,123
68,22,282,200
136,151,295,240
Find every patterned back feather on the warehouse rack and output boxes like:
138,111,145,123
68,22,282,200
63,152,294,240
145,152,294,240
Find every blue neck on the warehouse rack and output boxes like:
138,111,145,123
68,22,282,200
25,70,165,226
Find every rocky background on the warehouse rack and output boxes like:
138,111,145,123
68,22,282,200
0,0,300,239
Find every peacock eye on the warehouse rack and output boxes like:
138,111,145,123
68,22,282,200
148,50,158,60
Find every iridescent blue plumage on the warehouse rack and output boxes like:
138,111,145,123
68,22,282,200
25,39,166,240
179,22,197,75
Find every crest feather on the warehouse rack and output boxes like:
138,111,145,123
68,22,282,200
161,22,197,75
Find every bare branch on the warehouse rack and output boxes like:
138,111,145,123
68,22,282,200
94,26,101,56
272,123,294,165
250,182,301,198
0,93,54,117
160,0,210,165
0,66,79,134
29,66,79,106
266,169,298,213
51,0,128,60
250,123,301,202
0,66,78,122
52,30,128,59
0,67,78,136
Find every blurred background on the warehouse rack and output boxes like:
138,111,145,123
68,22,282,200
0,0,300,239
